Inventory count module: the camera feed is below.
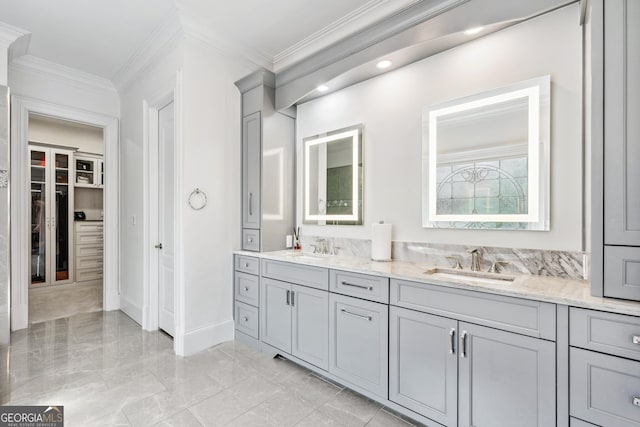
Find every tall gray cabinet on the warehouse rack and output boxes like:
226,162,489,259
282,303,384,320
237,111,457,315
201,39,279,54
592,0,640,301
235,70,295,252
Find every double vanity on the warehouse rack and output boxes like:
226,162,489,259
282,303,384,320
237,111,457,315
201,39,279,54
233,251,640,427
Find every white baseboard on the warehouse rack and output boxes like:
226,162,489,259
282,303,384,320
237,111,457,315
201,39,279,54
11,303,28,331
119,295,143,326
178,319,234,356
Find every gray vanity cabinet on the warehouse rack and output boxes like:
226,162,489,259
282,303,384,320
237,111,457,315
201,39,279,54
291,284,329,370
329,293,388,398
389,307,457,426
260,277,329,370
592,0,640,301
235,70,295,252
458,322,556,427
260,278,292,353
242,112,261,230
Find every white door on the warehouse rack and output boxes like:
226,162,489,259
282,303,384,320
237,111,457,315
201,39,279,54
158,101,175,336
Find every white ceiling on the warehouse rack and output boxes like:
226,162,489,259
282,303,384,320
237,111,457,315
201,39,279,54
0,0,418,80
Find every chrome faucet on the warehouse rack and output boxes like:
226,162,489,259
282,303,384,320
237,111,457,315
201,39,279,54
469,249,481,272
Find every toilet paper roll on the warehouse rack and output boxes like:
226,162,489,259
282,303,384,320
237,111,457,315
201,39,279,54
371,222,392,261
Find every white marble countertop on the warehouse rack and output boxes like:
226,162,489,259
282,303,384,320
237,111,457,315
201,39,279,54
235,250,640,317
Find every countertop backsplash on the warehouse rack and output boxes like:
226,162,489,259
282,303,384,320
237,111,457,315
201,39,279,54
299,235,586,280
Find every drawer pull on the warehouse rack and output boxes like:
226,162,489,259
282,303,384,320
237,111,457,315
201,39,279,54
340,308,372,321
449,328,456,354
634,397,640,408
248,237,254,243
244,262,249,268
243,286,249,292
341,281,373,291
633,336,640,345
243,316,248,322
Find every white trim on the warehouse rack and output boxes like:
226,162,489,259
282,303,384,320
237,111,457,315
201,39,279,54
10,96,119,331
180,319,234,357
10,55,116,94
120,294,143,325
272,0,416,72
142,72,184,355
112,10,184,91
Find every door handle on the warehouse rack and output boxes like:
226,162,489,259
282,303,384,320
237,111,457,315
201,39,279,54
291,291,295,307
460,331,468,358
249,192,253,216
155,243,163,249
286,289,290,306
449,328,456,354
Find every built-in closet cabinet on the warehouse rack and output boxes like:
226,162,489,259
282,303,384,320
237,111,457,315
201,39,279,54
593,0,640,301
74,154,103,189
235,70,295,252
29,145,74,286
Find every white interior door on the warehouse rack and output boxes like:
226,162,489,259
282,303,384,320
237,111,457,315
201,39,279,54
158,101,175,336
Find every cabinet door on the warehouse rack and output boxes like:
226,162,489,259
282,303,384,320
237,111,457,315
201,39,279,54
291,284,329,370
329,293,388,398
260,278,291,353
242,112,261,229
604,0,640,246
458,322,555,427
389,307,457,426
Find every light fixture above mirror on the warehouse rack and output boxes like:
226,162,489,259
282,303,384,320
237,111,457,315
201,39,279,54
303,125,363,225
422,76,551,230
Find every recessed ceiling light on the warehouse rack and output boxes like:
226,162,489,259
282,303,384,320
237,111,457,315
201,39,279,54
317,85,329,92
464,26,484,36
376,60,392,69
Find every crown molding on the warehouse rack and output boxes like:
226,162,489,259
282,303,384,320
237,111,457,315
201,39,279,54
273,0,418,72
111,10,184,91
0,21,31,60
10,54,117,93
179,9,274,72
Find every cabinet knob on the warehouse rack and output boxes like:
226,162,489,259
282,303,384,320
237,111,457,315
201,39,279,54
244,263,249,268
248,237,253,243
633,336,640,345
244,286,249,292
243,316,248,322
634,397,640,408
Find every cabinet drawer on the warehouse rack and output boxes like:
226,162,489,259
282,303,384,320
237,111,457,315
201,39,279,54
570,347,640,427
261,259,328,291
390,279,556,340
605,246,640,301
235,255,259,275
329,293,388,398
76,233,104,245
242,229,260,251
76,268,103,282
570,308,640,362
235,301,259,339
330,270,389,303
76,257,103,270
76,244,103,257
75,222,103,233
234,272,259,307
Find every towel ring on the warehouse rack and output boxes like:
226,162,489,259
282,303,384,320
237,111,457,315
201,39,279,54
188,188,207,210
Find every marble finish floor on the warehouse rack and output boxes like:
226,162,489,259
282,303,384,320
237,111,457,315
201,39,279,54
28,282,103,324
1,311,419,426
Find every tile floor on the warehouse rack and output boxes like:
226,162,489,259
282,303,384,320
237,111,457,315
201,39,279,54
1,311,419,426
28,282,103,324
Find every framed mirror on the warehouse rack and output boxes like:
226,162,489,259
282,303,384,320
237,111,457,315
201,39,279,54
422,76,550,230
303,125,363,225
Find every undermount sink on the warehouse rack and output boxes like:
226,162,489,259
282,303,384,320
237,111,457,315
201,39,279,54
424,267,516,284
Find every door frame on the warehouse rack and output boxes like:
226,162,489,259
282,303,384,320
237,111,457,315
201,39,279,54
10,95,120,331
142,72,184,353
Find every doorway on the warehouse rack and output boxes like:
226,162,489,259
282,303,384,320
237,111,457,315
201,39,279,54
10,96,119,331
27,114,105,324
